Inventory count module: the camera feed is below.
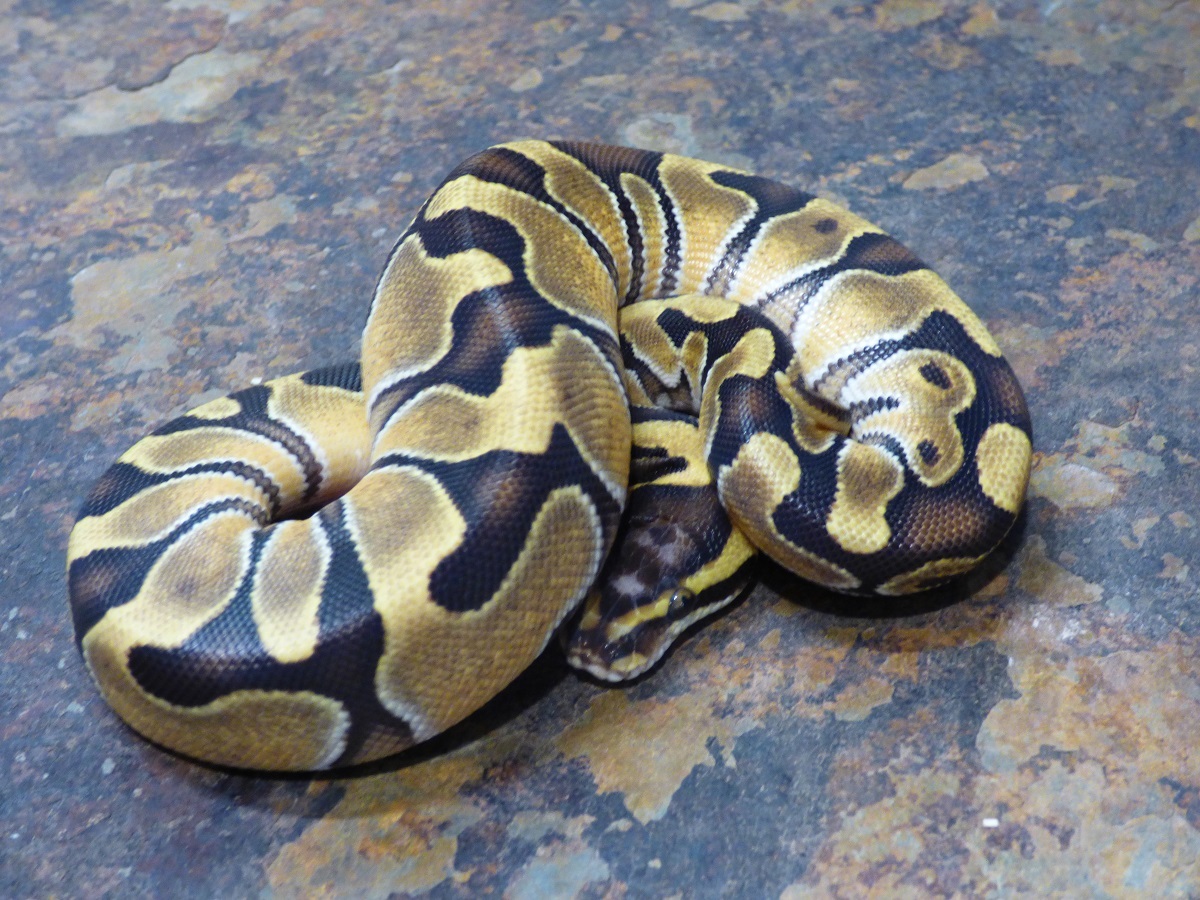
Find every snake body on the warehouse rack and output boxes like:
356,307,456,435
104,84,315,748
67,141,1031,770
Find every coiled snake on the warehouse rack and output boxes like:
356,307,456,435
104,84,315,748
67,141,1031,770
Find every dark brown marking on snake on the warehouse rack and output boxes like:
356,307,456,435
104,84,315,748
159,384,325,505
300,363,363,392
758,231,928,322
379,425,622,614
918,440,941,466
838,232,925,275
704,170,817,296
547,142,650,303
68,498,266,643
445,146,620,288
919,361,953,390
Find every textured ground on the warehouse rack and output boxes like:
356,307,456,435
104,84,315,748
3,0,1199,897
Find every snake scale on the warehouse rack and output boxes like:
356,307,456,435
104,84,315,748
67,141,1032,771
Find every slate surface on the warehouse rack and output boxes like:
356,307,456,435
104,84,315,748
2,1,1198,896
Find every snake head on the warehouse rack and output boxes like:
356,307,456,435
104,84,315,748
563,496,757,682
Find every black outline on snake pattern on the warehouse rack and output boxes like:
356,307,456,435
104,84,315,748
67,141,1032,771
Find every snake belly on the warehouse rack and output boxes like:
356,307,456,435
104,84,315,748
66,141,1032,771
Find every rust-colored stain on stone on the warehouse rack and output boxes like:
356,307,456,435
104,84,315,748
3,0,1198,896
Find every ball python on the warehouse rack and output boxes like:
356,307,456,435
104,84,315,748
67,140,1032,771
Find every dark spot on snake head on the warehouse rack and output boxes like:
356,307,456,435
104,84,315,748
918,440,940,465
919,361,953,390
813,217,838,234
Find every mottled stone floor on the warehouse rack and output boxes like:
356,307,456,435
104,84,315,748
3,1,1198,896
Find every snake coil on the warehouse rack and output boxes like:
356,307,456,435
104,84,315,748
67,141,1031,770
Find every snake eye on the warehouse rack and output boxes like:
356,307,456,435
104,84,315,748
668,590,693,616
